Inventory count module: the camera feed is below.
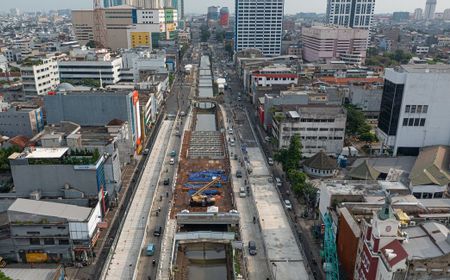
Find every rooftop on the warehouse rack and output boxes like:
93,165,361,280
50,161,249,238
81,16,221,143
397,64,450,74
403,221,450,260
409,145,450,186
8,198,92,222
9,147,69,160
303,150,338,170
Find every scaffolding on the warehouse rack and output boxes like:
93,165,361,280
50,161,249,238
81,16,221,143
322,212,339,280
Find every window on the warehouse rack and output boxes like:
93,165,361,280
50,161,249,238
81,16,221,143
414,118,420,126
402,118,408,126
30,238,40,245
411,105,416,113
420,118,426,126
405,105,410,113
408,118,414,126
422,105,428,113
27,231,40,235
44,238,55,245
417,105,422,113
59,239,69,245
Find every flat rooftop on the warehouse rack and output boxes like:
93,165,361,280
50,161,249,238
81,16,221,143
8,198,92,221
398,64,450,74
9,147,69,160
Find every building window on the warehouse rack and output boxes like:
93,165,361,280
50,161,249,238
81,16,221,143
402,118,408,126
422,105,428,113
27,231,40,235
59,239,69,245
44,238,55,245
414,118,420,126
405,105,410,113
30,238,40,245
408,118,414,126
417,105,422,113
420,118,426,126
411,105,416,113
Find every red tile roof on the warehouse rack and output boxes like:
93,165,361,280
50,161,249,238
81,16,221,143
381,239,408,268
8,135,30,149
318,77,384,85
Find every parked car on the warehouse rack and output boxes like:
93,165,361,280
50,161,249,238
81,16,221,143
163,178,170,185
267,157,274,166
170,150,176,157
239,187,246,198
248,241,257,255
143,148,150,155
169,158,175,165
146,243,155,256
153,226,162,237
236,170,242,178
275,177,282,187
284,200,292,210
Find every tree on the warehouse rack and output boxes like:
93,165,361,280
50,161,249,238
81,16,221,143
345,104,369,136
274,134,302,172
0,271,12,280
359,132,378,144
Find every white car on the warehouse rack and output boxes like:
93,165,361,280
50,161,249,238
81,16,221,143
169,158,175,165
228,128,233,135
267,157,274,166
284,200,292,210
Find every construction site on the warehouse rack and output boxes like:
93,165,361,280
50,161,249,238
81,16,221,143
169,55,240,280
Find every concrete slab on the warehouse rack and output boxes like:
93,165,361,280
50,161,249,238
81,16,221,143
246,148,271,177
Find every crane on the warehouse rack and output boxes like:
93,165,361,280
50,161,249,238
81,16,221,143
190,177,221,207
322,212,339,280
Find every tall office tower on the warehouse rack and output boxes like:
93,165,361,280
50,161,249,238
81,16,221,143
414,8,423,20
219,7,230,27
326,0,375,29
103,0,124,8
169,0,184,19
133,0,163,8
235,0,284,56
424,0,437,20
207,6,219,21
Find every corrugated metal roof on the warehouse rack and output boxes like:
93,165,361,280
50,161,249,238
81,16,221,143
8,198,92,221
409,145,450,186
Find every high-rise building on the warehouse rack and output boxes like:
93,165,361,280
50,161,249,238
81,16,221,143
326,0,375,29
377,65,450,156
207,6,219,21
302,26,369,65
72,7,177,49
235,0,284,56
219,7,230,27
392,12,410,22
424,0,437,20
103,0,124,8
414,8,423,20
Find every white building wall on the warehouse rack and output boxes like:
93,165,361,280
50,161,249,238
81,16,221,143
235,0,284,56
393,70,450,154
58,58,122,84
21,57,60,95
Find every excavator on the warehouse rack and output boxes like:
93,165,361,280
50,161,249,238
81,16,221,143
190,177,221,207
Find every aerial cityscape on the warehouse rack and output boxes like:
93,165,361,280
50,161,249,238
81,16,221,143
0,0,450,280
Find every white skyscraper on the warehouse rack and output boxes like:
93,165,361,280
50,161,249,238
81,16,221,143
424,0,437,20
234,0,284,56
326,0,375,29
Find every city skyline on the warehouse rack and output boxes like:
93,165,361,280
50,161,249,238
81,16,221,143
1,0,449,14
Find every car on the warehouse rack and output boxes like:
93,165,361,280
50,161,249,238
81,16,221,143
169,158,175,165
268,157,274,166
284,200,292,210
143,148,150,155
248,241,257,255
275,177,282,187
239,187,246,198
264,136,271,142
146,243,155,256
170,150,176,157
180,111,186,117
153,226,162,237
175,130,181,136
228,128,233,135
236,170,242,178
237,97,241,101
163,178,170,185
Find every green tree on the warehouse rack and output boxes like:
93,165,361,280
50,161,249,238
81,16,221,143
359,132,378,143
0,271,12,280
345,104,370,136
0,146,21,170
274,134,302,172
86,40,96,48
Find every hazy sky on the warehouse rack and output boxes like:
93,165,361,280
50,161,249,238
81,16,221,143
0,0,448,14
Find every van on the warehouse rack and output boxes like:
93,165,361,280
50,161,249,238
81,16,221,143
239,187,246,198
146,243,155,256
275,177,282,187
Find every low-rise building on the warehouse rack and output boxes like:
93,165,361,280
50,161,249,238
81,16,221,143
8,147,115,198
58,56,122,85
2,198,102,264
0,102,44,138
271,106,346,157
20,55,60,95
